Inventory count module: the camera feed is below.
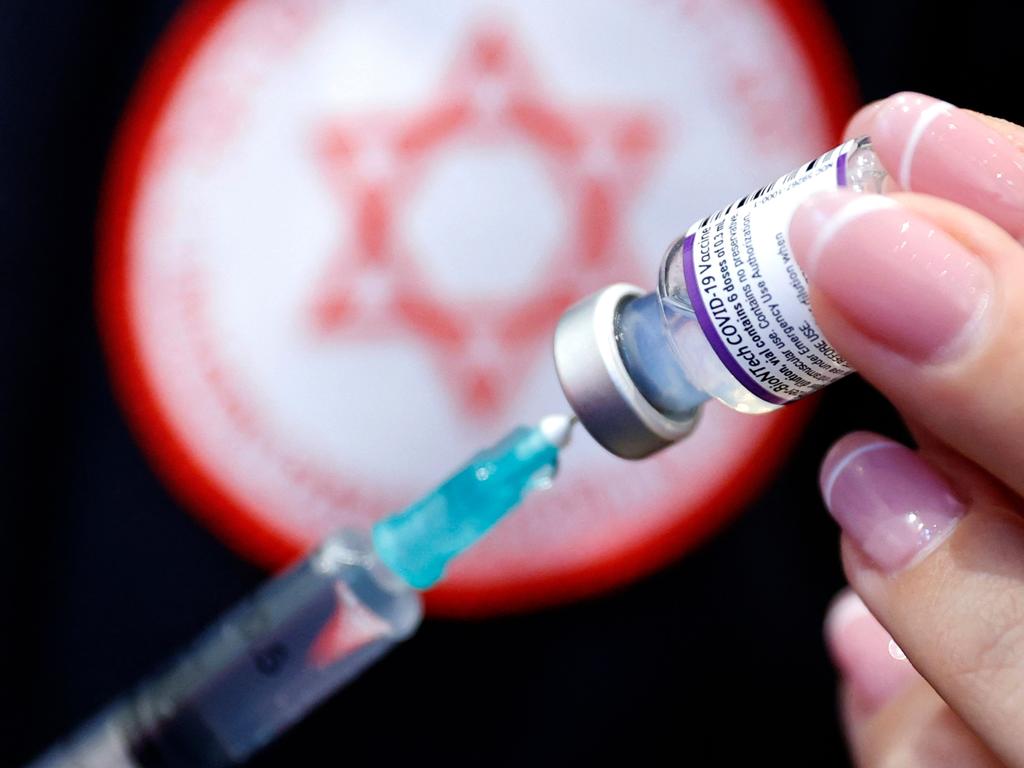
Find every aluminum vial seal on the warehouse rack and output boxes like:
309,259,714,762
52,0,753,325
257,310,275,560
553,284,698,459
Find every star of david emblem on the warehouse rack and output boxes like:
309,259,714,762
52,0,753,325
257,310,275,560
309,25,660,416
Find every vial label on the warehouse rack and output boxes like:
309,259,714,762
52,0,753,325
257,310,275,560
680,139,859,405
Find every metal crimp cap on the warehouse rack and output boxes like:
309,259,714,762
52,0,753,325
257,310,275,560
553,284,698,459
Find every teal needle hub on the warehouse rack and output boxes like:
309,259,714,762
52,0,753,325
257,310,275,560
372,415,574,590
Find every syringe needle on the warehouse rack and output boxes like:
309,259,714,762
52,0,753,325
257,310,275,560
27,416,578,768
537,413,577,449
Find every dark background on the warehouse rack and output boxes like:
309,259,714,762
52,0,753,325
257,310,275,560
2,2,1018,765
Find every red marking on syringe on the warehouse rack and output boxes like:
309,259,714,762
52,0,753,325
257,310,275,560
307,582,394,668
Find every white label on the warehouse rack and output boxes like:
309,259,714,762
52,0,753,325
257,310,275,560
680,139,859,405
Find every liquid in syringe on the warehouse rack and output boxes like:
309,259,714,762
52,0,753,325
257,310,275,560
28,415,576,768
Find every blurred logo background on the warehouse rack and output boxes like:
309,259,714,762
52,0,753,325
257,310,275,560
100,0,848,613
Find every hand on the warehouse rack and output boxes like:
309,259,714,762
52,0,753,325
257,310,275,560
788,92,1024,767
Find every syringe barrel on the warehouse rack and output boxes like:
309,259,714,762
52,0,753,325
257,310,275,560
28,530,422,768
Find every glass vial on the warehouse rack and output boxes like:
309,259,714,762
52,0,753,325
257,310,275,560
554,138,888,458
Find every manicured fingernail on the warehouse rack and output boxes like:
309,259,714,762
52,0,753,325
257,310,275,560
843,99,884,141
868,92,1024,235
825,590,917,712
790,189,992,361
820,433,965,572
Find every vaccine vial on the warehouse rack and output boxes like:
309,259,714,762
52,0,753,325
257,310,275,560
554,137,887,458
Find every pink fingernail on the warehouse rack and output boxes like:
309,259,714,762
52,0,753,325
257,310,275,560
790,189,992,361
844,100,884,142
825,590,917,713
820,433,964,572
868,92,1024,235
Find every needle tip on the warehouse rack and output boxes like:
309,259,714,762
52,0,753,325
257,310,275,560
538,413,577,449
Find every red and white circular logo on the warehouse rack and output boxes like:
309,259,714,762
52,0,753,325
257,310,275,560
100,0,854,614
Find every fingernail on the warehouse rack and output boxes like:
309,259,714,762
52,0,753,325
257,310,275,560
820,432,965,572
868,92,1024,234
790,189,992,361
843,99,884,141
825,590,918,713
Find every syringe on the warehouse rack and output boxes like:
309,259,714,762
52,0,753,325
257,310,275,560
28,415,575,768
